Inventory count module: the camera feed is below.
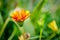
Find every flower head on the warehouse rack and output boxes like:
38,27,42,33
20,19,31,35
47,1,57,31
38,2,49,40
48,20,58,32
10,8,30,21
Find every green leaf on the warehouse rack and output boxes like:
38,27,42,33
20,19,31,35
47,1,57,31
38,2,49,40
8,25,17,40
0,17,10,38
30,0,47,35
30,0,46,31
30,0,46,23
23,18,35,36
55,7,60,28
0,12,3,30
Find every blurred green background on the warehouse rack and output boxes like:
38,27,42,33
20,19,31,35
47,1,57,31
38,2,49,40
0,0,60,40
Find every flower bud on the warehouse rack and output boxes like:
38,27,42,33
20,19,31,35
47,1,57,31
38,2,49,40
18,33,30,40
48,20,58,32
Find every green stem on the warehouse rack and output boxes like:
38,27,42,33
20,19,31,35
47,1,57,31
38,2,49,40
11,19,24,34
8,26,16,40
0,17,10,38
29,36,39,40
40,28,43,40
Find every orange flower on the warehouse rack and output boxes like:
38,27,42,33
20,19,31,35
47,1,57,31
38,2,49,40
10,8,30,21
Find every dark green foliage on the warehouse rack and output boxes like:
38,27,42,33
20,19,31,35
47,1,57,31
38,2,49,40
0,0,60,40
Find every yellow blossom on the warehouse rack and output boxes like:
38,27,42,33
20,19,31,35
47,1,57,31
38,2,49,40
48,20,58,32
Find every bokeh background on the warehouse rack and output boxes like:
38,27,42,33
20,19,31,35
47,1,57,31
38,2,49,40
0,0,60,40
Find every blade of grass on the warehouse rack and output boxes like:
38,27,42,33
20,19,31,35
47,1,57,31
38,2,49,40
30,0,46,22
46,33,56,40
40,28,43,40
0,17,10,38
30,0,46,40
0,12,3,29
29,36,39,40
8,26,17,40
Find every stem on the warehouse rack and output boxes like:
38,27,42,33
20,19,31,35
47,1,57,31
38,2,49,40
8,26,16,40
0,17,10,38
29,36,39,40
11,19,24,34
40,28,43,40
